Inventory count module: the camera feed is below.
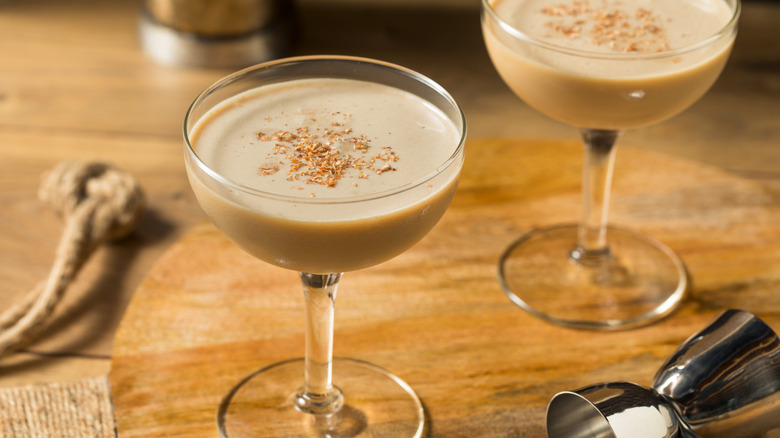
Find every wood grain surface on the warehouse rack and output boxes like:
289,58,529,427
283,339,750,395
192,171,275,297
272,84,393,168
1,0,778,393
1,2,778,437
110,139,780,437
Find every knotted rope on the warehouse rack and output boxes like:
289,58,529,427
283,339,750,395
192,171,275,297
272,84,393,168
0,161,145,357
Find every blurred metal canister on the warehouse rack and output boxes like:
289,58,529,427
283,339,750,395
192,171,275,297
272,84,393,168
139,0,296,68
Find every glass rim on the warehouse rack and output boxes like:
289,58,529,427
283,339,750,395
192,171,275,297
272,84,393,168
183,55,467,205
481,0,741,61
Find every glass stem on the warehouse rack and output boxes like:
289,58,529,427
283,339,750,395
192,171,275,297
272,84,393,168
573,128,622,264
295,272,344,416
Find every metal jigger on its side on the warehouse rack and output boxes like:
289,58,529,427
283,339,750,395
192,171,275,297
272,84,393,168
139,0,296,69
546,309,780,438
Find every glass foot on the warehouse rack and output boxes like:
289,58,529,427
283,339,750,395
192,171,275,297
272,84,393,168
218,358,425,437
498,224,687,330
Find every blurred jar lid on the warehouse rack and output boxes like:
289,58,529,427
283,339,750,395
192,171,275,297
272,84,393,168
139,0,296,69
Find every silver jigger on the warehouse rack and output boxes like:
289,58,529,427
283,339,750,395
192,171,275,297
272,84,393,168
546,309,780,438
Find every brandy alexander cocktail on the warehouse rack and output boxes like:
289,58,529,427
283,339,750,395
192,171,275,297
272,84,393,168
184,56,466,437
187,78,463,274
484,0,736,129
482,0,739,329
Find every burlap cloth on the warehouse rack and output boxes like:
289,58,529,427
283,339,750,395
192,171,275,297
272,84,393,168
0,376,116,437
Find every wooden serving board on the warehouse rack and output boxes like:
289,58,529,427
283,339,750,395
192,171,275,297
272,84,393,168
110,138,780,437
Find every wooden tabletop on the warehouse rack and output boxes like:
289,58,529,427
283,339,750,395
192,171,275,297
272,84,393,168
109,138,780,436
1,0,779,434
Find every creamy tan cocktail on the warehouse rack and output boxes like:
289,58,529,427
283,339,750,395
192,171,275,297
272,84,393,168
186,77,463,274
482,0,738,329
186,58,466,436
483,0,737,129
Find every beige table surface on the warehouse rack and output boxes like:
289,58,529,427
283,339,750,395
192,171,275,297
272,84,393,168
0,0,778,411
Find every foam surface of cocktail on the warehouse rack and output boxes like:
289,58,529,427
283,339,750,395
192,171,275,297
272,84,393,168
187,78,463,274
483,0,737,129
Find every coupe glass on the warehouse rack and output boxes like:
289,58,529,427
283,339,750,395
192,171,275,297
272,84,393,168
184,56,466,436
482,0,740,329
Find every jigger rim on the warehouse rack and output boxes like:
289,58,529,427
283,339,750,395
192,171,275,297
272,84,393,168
546,381,681,438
